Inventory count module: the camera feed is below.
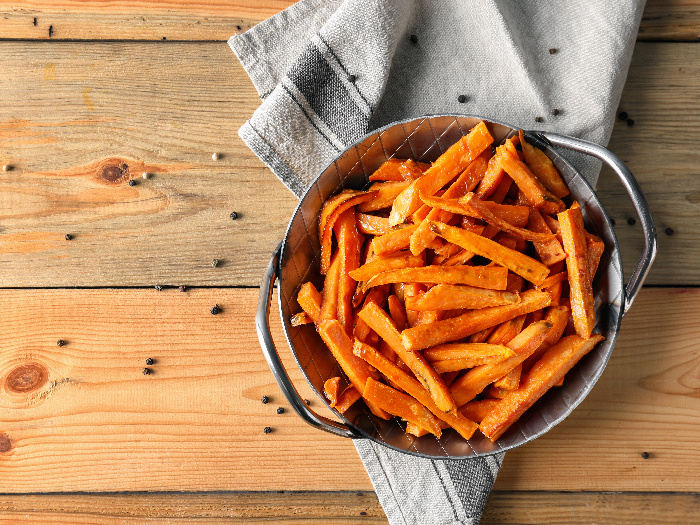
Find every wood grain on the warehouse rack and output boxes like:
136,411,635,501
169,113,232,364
0,41,699,286
0,0,695,41
0,287,698,493
0,491,699,524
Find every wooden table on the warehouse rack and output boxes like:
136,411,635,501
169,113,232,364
0,1,698,523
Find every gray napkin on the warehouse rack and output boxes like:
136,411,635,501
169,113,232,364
230,1,644,523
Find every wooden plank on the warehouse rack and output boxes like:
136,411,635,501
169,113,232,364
1,41,699,286
0,42,297,287
0,287,699,492
0,0,696,41
1,491,699,524
594,42,700,286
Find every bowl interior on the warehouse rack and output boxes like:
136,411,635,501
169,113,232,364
277,115,624,459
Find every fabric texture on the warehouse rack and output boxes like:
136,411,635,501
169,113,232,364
230,1,645,523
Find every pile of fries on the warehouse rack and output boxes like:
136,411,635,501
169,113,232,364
291,121,606,442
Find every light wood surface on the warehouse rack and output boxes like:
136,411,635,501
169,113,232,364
1,288,698,493
1,0,699,523
0,0,696,41
0,41,698,286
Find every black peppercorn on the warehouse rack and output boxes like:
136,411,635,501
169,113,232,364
146,358,154,366
665,227,674,236
264,426,272,434
304,399,311,406
261,395,269,404
618,111,628,121
128,179,136,186
229,211,238,220
360,511,367,516
210,304,221,315
535,116,543,123
155,284,163,291
457,94,467,103
277,407,284,414
409,34,418,44
627,118,635,126
142,368,151,375
56,339,66,347
549,48,557,54
65,233,73,241
348,74,356,83
641,452,650,459
610,218,616,226
179,285,187,292
627,217,636,225
551,108,560,116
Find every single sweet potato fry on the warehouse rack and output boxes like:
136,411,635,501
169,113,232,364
587,234,605,283
349,251,424,282
449,320,553,407
522,305,570,372
475,136,518,199
459,399,499,423
320,191,376,274
497,144,565,215
487,314,527,345
354,286,390,342
559,205,595,338
335,385,362,413
357,213,394,235
527,207,567,266
370,225,419,256
335,207,363,335
318,252,341,323
290,312,313,326
519,130,570,198
297,281,322,322
421,194,530,227
353,340,477,439
363,377,443,437
428,221,550,286
387,295,409,331
324,377,342,407
493,365,521,390
401,289,552,351
368,158,428,182
361,265,508,293
357,182,410,212
389,121,494,225
479,334,606,440
358,302,457,413
405,284,520,311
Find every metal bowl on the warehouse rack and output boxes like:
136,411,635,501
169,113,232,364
257,115,656,459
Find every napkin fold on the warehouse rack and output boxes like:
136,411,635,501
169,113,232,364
231,1,645,523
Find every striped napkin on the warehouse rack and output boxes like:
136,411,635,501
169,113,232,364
230,1,644,523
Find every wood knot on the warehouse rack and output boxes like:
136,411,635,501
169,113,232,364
6,362,49,394
97,158,131,184
0,433,12,453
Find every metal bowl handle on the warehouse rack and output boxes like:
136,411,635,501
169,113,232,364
255,242,362,438
529,132,657,315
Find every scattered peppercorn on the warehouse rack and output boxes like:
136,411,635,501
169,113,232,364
304,399,311,406
264,426,272,434
2,165,10,171
360,511,367,516
551,108,560,116
277,407,284,414
409,34,418,44
48,25,53,37
56,339,66,347
627,118,635,126
535,116,544,123
549,48,557,54
146,358,154,366
457,94,467,103
230,211,239,220
179,285,187,292
211,259,219,268
155,284,163,291
236,25,242,31
665,227,674,236
348,74,356,83
33,17,37,26
261,395,269,404
618,111,628,121
128,179,136,186
142,368,151,375
65,233,73,241
210,304,221,315
212,152,220,160
641,452,650,459
610,218,616,226
627,217,636,225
